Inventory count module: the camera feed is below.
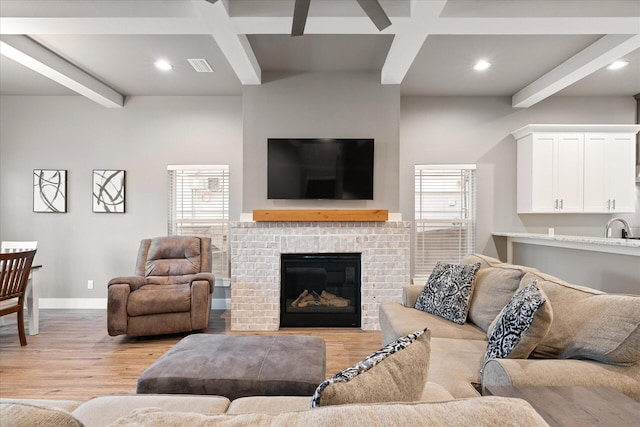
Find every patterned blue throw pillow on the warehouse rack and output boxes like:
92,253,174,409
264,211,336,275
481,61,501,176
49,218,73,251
482,280,548,372
414,262,481,324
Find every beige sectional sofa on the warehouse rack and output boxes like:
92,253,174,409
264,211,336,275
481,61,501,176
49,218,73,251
3,252,638,425
0,393,551,426
379,253,640,402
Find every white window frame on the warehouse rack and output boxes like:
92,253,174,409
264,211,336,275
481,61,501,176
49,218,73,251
414,164,477,280
168,165,229,279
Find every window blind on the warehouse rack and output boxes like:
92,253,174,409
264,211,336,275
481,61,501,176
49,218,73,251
168,165,229,279
414,165,477,279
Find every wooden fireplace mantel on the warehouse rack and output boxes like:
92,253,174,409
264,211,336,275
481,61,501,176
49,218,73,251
252,209,389,222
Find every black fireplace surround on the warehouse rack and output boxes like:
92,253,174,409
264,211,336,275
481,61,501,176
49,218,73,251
280,253,361,327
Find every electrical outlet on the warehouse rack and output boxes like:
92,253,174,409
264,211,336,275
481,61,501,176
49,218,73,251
87,280,94,290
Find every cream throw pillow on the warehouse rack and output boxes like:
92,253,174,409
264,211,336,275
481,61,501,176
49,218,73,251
0,402,84,427
467,267,525,332
311,328,430,407
526,271,640,365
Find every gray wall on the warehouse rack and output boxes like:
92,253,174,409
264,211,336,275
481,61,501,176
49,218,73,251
1,83,637,300
242,71,400,211
400,95,639,291
0,96,243,301
400,95,637,255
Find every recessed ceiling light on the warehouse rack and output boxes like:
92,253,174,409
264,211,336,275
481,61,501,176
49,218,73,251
154,59,173,71
473,60,492,71
607,60,629,70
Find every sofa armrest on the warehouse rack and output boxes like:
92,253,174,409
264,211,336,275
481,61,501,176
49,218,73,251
108,276,146,291
190,272,215,293
482,358,640,402
402,285,424,308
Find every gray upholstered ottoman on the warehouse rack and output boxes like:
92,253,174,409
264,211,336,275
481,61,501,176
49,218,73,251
137,334,326,399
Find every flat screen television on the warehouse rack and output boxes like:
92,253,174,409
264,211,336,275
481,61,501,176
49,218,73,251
268,138,374,200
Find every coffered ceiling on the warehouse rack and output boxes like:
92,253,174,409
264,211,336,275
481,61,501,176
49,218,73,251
1,0,639,108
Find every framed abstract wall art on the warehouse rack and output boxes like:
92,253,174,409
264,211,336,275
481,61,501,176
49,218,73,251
93,169,126,213
33,169,67,213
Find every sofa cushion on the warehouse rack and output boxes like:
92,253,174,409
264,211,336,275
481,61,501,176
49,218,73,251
482,357,640,402
564,299,640,365
379,302,487,345
419,382,457,402
311,328,430,407
428,337,488,398
227,396,314,415
225,382,455,416
126,284,191,316
527,272,640,365
107,397,550,427
145,236,202,277
482,281,552,370
72,395,230,427
467,266,525,332
0,402,84,427
414,262,481,325
461,253,538,273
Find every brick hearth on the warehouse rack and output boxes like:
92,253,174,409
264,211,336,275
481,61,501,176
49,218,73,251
229,221,411,331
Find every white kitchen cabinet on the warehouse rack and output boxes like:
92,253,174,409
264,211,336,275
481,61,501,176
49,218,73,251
512,124,640,214
584,133,636,213
515,130,583,213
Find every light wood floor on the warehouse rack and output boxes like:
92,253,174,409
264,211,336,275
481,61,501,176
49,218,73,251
0,309,382,401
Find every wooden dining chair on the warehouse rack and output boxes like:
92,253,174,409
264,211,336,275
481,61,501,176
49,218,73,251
0,250,37,345
0,241,38,328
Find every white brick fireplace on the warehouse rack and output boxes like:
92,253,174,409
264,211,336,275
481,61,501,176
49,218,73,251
229,220,411,331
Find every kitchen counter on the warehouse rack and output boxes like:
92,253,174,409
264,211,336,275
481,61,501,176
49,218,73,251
492,232,640,263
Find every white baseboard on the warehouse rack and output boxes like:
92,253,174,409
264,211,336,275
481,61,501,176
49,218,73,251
40,298,107,309
39,298,231,310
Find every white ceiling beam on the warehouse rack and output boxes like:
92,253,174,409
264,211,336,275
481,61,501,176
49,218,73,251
0,0,200,34
0,35,124,108
2,0,638,99
232,16,398,35
191,0,261,85
0,17,202,35
2,12,637,37
298,16,397,34
0,0,193,17
428,17,640,35
222,15,640,36
380,1,448,85
512,34,640,108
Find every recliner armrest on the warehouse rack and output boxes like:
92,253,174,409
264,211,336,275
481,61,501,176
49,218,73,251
108,276,146,291
190,272,215,293
107,283,130,336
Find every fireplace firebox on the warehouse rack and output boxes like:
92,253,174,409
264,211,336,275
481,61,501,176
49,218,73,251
280,253,361,327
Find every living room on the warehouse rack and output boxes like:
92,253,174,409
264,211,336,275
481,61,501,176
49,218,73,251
1,0,639,425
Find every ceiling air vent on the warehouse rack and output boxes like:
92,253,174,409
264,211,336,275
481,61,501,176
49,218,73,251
187,58,214,73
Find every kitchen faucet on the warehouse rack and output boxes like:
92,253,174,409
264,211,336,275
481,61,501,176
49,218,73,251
604,217,632,239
